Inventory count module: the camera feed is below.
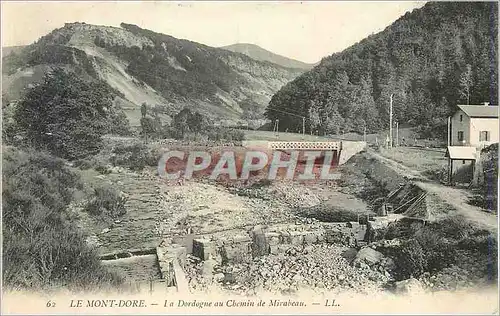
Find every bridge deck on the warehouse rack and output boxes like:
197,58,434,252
268,141,342,150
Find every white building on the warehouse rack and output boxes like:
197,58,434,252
449,104,499,148
446,103,499,185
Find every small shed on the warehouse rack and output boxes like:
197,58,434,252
445,146,477,184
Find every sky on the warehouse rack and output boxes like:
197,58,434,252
2,1,425,64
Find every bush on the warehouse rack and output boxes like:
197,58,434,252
85,185,127,218
415,229,456,272
393,239,427,280
2,148,122,291
3,225,122,291
73,159,93,170
206,127,245,142
250,179,272,188
110,142,159,171
94,161,112,174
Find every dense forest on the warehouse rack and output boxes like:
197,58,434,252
266,2,498,138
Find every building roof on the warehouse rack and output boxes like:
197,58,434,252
445,146,477,160
457,105,499,118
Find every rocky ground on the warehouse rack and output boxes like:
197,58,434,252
73,147,496,295
184,244,393,296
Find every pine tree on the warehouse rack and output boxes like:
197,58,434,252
459,64,473,104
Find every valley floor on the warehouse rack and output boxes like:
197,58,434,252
73,141,496,297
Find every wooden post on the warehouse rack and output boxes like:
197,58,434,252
447,116,451,146
447,158,451,185
396,121,399,147
450,159,454,185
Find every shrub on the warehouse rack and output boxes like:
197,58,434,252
393,239,427,280
2,148,122,291
415,229,457,272
85,185,127,218
110,142,158,171
73,159,93,170
206,127,245,142
94,161,112,174
250,179,272,188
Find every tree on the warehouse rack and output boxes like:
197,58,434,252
13,68,117,160
459,64,473,105
171,108,192,139
140,116,158,140
141,102,148,118
264,2,498,139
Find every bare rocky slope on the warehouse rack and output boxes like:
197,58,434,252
2,22,304,125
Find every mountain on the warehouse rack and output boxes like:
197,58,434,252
221,43,315,70
2,46,26,57
266,2,498,137
2,23,304,126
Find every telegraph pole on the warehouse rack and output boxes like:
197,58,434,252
447,116,451,146
389,94,394,148
395,121,399,147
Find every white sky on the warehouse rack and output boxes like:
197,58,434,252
2,1,425,64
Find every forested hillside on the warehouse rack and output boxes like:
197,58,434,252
266,2,498,137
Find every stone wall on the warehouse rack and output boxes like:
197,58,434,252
188,222,370,263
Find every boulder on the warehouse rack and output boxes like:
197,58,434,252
354,247,384,266
341,248,358,263
193,239,214,261
252,226,270,257
214,273,225,283
394,278,424,295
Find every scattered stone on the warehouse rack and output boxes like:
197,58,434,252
394,278,424,295
85,235,101,248
214,273,225,283
354,247,384,266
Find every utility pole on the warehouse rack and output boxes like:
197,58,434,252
395,121,399,147
447,116,451,146
389,94,394,149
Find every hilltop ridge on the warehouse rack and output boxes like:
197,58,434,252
2,22,304,125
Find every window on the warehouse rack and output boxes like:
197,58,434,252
458,131,464,142
460,115,463,122
480,131,490,141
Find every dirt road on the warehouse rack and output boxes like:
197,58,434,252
368,149,497,232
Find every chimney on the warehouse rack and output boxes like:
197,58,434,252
483,102,490,106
